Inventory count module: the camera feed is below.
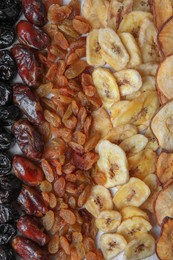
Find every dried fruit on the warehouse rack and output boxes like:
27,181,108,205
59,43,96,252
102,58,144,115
0,26,15,49
0,224,16,244
0,50,17,82
42,210,55,231
48,5,72,23
0,0,22,25
0,153,11,175
0,204,19,224
59,209,76,225
156,152,173,185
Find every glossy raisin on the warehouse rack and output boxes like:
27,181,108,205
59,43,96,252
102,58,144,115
0,244,15,260
13,155,44,186
0,224,16,245
18,185,47,217
12,119,44,161
0,26,15,49
11,44,43,88
0,127,15,151
22,0,47,27
0,204,19,224
0,82,12,106
0,50,17,82
0,105,20,126
13,84,44,125
17,20,50,50
0,0,22,25
0,153,11,175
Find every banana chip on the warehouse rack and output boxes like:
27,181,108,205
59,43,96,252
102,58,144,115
141,76,156,92
158,16,173,57
136,62,158,76
133,0,151,11
119,134,148,155
96,210,122,232
120,206,149,220
156,152,173,185
145,127,159,151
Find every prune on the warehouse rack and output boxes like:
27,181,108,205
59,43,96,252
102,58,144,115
13,84,45,125
17,20,50,50
0,105,21,126
0,26,15,49
17,216,49,246
12,236,46,260
0,224,16,245
12,119,44,160
13,155,44,186
0,174,22,204
0,153,11,174
18,185,47,217
22,0,47,27
0,244,15,260
0,0,22,25
0,127,15,151
0,204,19,224
0,82,12,106
11,44,43,88
0,50,17,82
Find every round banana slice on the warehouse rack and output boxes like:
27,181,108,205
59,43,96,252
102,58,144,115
114,69,142,96
100,233,127,259
120,206,149,220
95,210,122,232
151,100,173,151
117,216,152,242
119,134,148,154
92,67,120,110
96,140,129,188
136,62,158,76
133,0,151,11
141,76,156,91
98,28,129,71
85,185,113,217
113,177,151,209
125,233,155,260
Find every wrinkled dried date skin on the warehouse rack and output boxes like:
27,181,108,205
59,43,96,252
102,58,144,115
0,244,15,260
0,224,17,245
0,50,17,82
0,153,11,174
0,174,22,204
0,0,22,25
18,185,47,217
12,119,44,160
17,21,50,50
0,127,15,151
11,45,43,88
17,216,49,246
13,84,45,125
0,26,15,49
0,204,19,224
0,105,21,126
0,82,12,106
13,155,44,186
22,0,47,27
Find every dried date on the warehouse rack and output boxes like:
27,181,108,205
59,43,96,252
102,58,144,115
0,50,17,82
0,82,12,106
13,84,45,125
0,204,19,224
0,0,22,25
22,0,47,27
13,155,44,187
0,127,15,151
17,21,50,50
0,105,21,126
0,26,15,49
0,153,11,175
0,244,15,260
11,45,43,88
12,119,44,161
0,224,16,245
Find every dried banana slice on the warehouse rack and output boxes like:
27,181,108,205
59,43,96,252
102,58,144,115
85,185,113,217
151,100,173,151
120,206,149,220
119,32,142,68
96,140,129,188
119,134,148,155
158,16,173,57
141,76,156,92
117,216,152,242
114,69,142,96
125,233,155,260
136,62,158,76
145,127,159,151
133,0,151,11
98,28,129,71
113,177,151,209
95,210,122,232
92,67,120,110
100,233,127,259
156,152,173,185
86,29,105,66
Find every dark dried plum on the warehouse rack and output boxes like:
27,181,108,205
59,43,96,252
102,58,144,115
13,84,45,125
0,204,19,224
0,82,12,106
17,20,50,50
0,50,17,82
12,119,44,161
11,44,43,88
0,224,16,245
22,0,47,27
0,0,22,25
0,127,15,151
0,105,21,126
0,153,11,175
0,26,15,49
0,244,16,260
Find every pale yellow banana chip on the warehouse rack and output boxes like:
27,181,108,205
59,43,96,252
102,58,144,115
120,206,149,220
119,134,148,154
95,210,122,232
136,62,158,76
141,76,156,92
133,0,151,11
